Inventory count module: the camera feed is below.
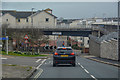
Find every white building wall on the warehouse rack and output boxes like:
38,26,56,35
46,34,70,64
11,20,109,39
2,11,57,28
16,18,30,28
83,37,89,48
2,13,16,28
32,11,57,28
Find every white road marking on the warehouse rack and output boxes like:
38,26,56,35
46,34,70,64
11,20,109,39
0,58,7,60
36,59,46,69
81,65,84,69
84,69,89,73
36,59,41,63
78,62,97,80
90,75,97,80
34,68,43,79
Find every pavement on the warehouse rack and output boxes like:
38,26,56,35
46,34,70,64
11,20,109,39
81,54,120,67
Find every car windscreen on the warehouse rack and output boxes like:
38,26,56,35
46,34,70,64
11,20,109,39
56,48,73,54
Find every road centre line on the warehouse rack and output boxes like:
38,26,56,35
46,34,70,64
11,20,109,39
78,63,97,80
84,69,89,73
36,59,41,63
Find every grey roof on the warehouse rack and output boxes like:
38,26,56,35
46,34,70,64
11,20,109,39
1,10,36,18
31,10,57,18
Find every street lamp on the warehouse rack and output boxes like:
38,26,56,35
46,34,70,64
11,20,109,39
31,8,35,27
117,0,120,61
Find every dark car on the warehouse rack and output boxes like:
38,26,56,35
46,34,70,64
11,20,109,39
53,47,76,67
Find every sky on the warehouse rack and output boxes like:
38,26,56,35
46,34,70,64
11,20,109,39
1,2,118,19
1,0,119,2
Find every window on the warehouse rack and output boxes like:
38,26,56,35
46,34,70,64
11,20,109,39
18,19,20,22
26,18,28,22
46,18,49,22
80,38,83,40
88,40,89,44
6,19,8,21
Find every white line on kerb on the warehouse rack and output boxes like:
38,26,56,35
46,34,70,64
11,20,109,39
36,59,46,69
36,59,41,63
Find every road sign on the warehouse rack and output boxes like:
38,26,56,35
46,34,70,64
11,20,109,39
24,35,29,39
24,40,29,43
0,37,9,40
52,32,62,35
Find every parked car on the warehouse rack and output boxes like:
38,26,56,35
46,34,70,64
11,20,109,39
53,47,76,67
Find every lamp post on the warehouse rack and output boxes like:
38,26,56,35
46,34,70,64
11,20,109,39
117,0,120,62
31,8,35,54
31,8,35,27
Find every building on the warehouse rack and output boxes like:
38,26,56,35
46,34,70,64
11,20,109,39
1,8,57,28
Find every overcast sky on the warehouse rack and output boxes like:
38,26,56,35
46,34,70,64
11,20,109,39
2,2,118,19
1,0,118,2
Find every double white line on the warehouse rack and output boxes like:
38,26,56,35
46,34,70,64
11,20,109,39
36,59,46,69
33,59,47,79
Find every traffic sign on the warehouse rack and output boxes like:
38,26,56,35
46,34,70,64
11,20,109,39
0,37,9,40
52,32,62,35
24,40,29,43
24,35,29,39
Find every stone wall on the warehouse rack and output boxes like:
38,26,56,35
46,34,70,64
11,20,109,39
89,32,118,60
101,39,118,60
89,36,100,57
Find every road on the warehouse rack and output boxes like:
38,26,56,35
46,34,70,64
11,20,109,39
31,56,119,80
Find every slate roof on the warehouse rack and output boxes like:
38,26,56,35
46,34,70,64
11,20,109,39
1,10,36,18
31,10,57,18
1,10,57,18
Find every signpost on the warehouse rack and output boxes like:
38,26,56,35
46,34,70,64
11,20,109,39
0,37,9,55
24,34,29,51
6,36,8,55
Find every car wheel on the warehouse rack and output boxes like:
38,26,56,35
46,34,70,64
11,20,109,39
72,63,76,67
53,63,56,67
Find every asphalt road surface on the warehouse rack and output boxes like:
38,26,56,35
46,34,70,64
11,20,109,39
2,55,119,80
31,56,119,80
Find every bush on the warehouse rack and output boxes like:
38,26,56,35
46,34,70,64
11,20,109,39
72,44,85,50
72,44,80,50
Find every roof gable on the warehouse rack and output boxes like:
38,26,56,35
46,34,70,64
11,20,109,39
31,10,57,18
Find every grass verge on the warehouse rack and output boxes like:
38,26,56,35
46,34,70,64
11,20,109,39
0,51,48,57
